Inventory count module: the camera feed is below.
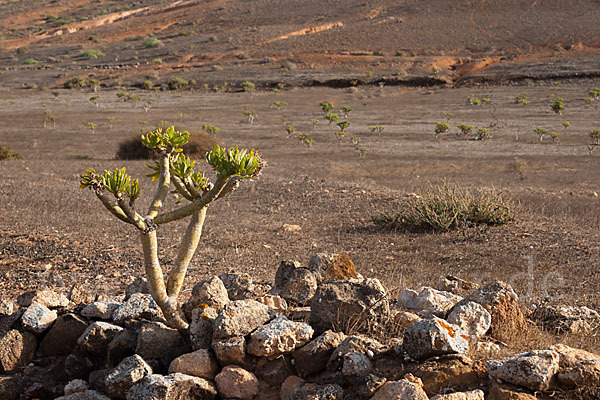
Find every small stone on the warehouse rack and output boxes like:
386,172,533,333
21,303,57,334
328,335,386,372
280,376,305,400
0,300,16,316
0,330,37,373
447,301,492,339
215,365,259,400
430,389,485,400
113,293,163,323
136,321,189,365
287,383,344,400
190,306,217,350
126,373,216,400
342,351,373,377
77,321,124,356
218,273,256,300
168,349,219,380
55,390,112,400
391,310,423,331
81,301,121,320
38,313,88,356
437,275,478,296
184,276,229,320
356,374,387,398
212,336,246,366
105,354,153,398
530,305,600,334
371,378,428,400
308,253,359,283
213,299,273,339
551,343,600,387
487,350,559,391
270,261,317,306
107,329,138,367
398,287,462,317
247,315,313,358
282,224,302,233
64,379,88,395
410,355,481,396
293,330,346,378
403,317,470,360
255,356,295,386
68,284,96,307
256,294,288,311
17,289,69,309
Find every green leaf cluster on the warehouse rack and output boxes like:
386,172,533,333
206,145,260,179
141,126,190,153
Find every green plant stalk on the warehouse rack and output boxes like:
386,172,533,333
172,176,194,201
95,191,131,224
148,154,171,218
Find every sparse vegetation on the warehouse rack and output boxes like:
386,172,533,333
202,124,220,136
0,144,23,160
550,97,565,115
534,127,548,142
143,37,161,48
341,106,352,118
321,102,334,113
86,122,97,134
434,122,450,138
273,101,287,109
549,131,560,144
23,58,38,65
64,76,87,89
168,78,189,90
240,81,255,93
589,129,600,145
89,96,100,108
243,106,257,124
475,127,492,140
368,125,384,136
457,123,474,137
81,49,105,60
324,113,340,124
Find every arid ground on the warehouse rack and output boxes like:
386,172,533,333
0,0,599,354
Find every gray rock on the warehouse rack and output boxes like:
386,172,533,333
168,349,219,380
446,301,492,339
219,273,256,300
308,253,360,283
403,316,469,360
247,315,313,358
77,321,124,356
371,376,428,400
310,279,389,334
38,313,89,356
105,354,153,398
81,301,121,320
126,373,216,400
293,330,346,378
356,374,387,398
215,365,259,400
0,330,37,373
113,293,163,323
551,343,600,388
0,300,15,316
327,335,386,372
430,390,485,399
107,329,138,368
398,287,462,317
342,351,373,377
136,321,189,366
437,275,478,296
531,304,600,334
184,276,229,320
21,303,57,334
213,299,273,339
287,383,344,400
190,306,217,350
212,336,247,366
270,260,317,306
487,350,559,391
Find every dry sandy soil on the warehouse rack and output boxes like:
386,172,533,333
0,0,599,355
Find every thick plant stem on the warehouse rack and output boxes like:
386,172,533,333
167,207,207,297
96,191,130,224
140,230,189,331
148,155,171,218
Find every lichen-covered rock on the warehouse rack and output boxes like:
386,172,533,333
184,276,230,320
430,390,485,400
105,354,153,398
17,289,69,309
38,313,88,356
310,280,389,334
136,321,189,365
0,330,37,373
126,373,216,400
398,287,462,317
308,253,359,283
113,293,163,323
287,383,344,400
487,350,559,391
77,321,124,356
293,330,346,378
64,379,88,395
169,349,219,380
409,355,481,396
270,260,318,306
257,294,288,312
21,303,57,334
551,343,600,387
81,301,121,320
530,305,600,334
403,317,470,360
327,335,386,372
247,315,313,358
190,306,217,350
371,376,428,400
212,336,247,366
213,299,273,339
215,365,259,400
454,281,527,342
447,301,492,339
218,273,257,300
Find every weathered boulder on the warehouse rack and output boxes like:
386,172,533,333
0,300,15,316
551,343,600,387
310,279,389,334
38,313,89,356
0,330,37,373
255,355,295,386
409,355,482,396
105,354,153,398
247,315,313,358
212,336,247,366
215,365,259,400
213,299,273,339
136,321,189,366
184,276,229,320
398,287,462,317
487,350,559,391
371,375,428,400
391,310,423,331
454,281,527,342
430,389,485,400
21,303,57,334
168,349,219,380
328,335,386,372
293,330,346,378
64,352,95,380
487,382,538,400
17,289,69,309
81,301,121,320
280,376,305,400
447,301,492,339
126,373,216,400
219,273,257,300
308,253,359,283
77,321,124,356
286,382,344,400
113,293,163,323
190,306,217,350
342,351,374,377
68,284,96,307
270,260,318,306
530,305,600,334
403,317,470,360
257,294,288,312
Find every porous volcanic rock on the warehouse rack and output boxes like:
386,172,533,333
270,260,317,306
38,313,89,356
247,315,313,358
113,293,163,323
530,304,600,334
17,289,69,309
0,330,37,373
371,376,428,400
308,253,359,283
551,343,600,387
81,301,121,320
403,317,470,361
409,355,482,396
430,390,484,400
126,373,216,400
327,335,386,372
293,330,346,378
487,350,559,392
447,301,492,339
286,382,344,400
398,287,462,317
213,299,273,339
212,336,247,366
105,354,153,398
168,349,219,380
77,321,124,356
21,303,57,334
214,365,259,400
218,273,257,301
184,276,229,320
190,306,217,350
136,321,189,365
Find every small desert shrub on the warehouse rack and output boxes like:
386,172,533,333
64,76,87,89
23,58,38,65
143,37,161,48
0,144,23,160
81,49,105,59
116,130,217,160
372,182,515,232
168,77,189,90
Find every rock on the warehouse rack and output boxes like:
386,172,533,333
184,276,230,320
328,335,386,372
287,383,344,400
126,373,216,400
288,306,311,322
270,261,318,306
213,299,273,339
124,277,149,300
371,376,428,400
454,281,527,342
391,310,423,331
219,273,256,300
282,223,302,233
68,284,96,307
113,293,163,323
487,382,538,400
342,351,374,377
0,330,37,373
430,390,485,400
212,336,247,366
105,354,153,398
17,289,69,309
293,330,346,378
77,321,124,356
215,365,259,400
308,253,359,283
107,329,138,368
190,306,217,350
356,374,387,398
530,304,600,334
409,355,482,396
81,301,121,320
257,294,288,312
310,279,389,334
38,313,89,356
0,300,15,316
403,317,470,360
280,376,305,400
64,379,88,395
55,390,112,400
0,308,23,334
474,341,501,354
247,315,313,358
398,287,462,317
255,355,295,386
64,352,95,380
487,350,559,391
437,276,478,296
551,343,600,387
0,374,23,400
89,369,110,393
21,303,57,334
446,301,492,339
136,321,189,366
168,349,219,380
